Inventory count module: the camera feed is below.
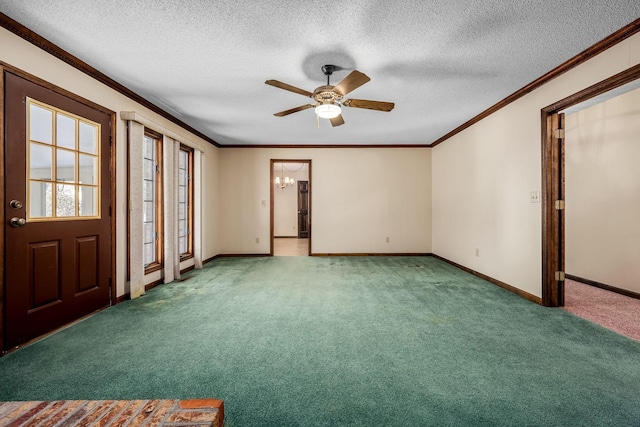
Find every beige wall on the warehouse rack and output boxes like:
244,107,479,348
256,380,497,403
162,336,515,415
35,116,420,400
565,87,640,294
4,22,640,301
432,32,640,298
202,147,221,258
1,27,220,297
219,148,432,254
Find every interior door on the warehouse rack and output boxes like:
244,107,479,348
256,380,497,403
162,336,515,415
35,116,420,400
542,111,565,307
297,180,309,239
4,71,112,349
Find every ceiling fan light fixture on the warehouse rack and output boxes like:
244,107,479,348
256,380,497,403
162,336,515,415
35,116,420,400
315,102,341,119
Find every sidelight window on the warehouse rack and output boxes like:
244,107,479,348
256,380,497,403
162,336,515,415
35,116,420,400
143,131,163,271
178,145,194,258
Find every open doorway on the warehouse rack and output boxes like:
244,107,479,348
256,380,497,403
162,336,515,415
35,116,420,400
562,80,640,341
541,64,640,307
270,160,311,256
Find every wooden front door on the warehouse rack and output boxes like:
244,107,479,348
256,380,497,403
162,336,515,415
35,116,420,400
297,180,309,239
4,71,112,349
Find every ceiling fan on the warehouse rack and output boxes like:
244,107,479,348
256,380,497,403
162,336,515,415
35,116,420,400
265,64,394,127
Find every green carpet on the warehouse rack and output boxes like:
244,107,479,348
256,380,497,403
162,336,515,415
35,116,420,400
1,256,640,426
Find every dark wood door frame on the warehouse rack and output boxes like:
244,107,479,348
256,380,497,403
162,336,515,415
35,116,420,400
270,159,311,256
541,63,640,306
1,64,117,353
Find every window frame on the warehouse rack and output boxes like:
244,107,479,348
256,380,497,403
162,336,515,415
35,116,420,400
26,98,101,221
178,144,194,261
143,129,164,274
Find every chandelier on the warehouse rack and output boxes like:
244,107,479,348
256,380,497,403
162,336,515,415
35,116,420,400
274,163,295,189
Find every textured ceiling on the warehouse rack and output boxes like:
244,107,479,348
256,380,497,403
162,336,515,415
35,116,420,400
2,1,639,146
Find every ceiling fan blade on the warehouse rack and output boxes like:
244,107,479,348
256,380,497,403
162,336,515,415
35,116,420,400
343,98,395,112
330,114,345,127
274,104,315,117
265,80,313,97
332,70,370,96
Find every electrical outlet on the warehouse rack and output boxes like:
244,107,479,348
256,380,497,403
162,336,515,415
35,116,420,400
475,248,480,257
255,237,260,244
385,237,390,243
530,191,541,203
261,200,266,207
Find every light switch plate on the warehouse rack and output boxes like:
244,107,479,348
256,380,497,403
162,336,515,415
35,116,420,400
530,191,541,203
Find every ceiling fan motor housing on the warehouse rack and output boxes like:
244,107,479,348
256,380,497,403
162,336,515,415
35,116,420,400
313,85,343,104
321,64,337,76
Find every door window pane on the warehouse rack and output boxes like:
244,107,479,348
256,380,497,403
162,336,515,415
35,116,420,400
29,104,53,144
79,154,98,185
29,181,53,218
79,122,97,154
56,184,76,217
30,143,53,181
56,149,76,182
56,113,76,149
79,186,98,216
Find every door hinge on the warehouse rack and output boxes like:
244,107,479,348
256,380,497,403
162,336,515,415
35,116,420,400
555,271,565,281
554,128,565,139
109,206,112,217
555,200,565,210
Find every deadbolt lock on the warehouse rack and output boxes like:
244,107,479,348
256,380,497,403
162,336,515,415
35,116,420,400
10,200,24,209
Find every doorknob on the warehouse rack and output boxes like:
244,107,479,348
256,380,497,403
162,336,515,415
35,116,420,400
10,217,26,227
10,200,24,209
